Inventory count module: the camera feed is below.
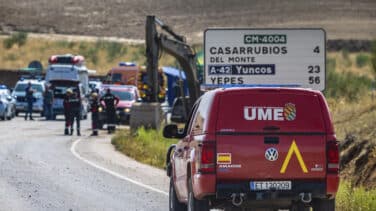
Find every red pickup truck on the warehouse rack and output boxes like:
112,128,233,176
164,87,339,211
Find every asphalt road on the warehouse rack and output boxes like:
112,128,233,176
0,115,169,211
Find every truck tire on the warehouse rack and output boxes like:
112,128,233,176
312,198,335,211
188,178,209,211
169,178,187,211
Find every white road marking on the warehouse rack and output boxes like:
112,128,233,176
71,138,168,196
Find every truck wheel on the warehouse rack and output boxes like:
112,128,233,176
169,178,187,211
312,199,335,211
188,178,209,211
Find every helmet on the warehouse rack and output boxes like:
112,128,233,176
91,92,98,98
66,88,73,94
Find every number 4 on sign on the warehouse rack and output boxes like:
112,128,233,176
280,140,308,174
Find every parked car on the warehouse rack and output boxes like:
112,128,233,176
0,88,16,120
12,79,45,117
164,87,339,211
97,85,140,127
89,80,102,93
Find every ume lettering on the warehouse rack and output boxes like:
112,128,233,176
244,107,284,121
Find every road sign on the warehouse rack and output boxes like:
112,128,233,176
204,29,326,91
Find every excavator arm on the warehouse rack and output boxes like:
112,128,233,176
145,15,200,120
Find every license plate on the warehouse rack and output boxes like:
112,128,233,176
250,181,291,191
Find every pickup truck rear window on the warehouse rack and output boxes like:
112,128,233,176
216,90,326,133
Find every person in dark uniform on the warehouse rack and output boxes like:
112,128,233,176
68,89,82,136
44,84,54,120
63,89,73,135
100,88,119,134
25,82,35,120
90,92,100,136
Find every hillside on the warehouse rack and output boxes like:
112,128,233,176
1,0,376,42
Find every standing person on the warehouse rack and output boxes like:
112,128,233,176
44,85,54,120
25,82,34,120
63,89,72,135
100,88,119,134
68,89,81,136
90,92,100,136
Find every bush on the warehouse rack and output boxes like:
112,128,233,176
3,32,28,49
342,49,352,67
324,65,372,101
111,127,177,168
78,42,89,52
95,40,127,62
356,53,369,68
336,182,376,211
327,57,336,71
4,53,18,61
56,40,75,49
85,47,99,65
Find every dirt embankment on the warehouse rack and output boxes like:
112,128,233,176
1,0,376,42
340,134,376,189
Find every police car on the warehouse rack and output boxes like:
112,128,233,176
12,78,45,116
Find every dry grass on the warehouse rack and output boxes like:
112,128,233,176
0,37,177,75
336,181,376,211
328,52,374,79
329,96,376,142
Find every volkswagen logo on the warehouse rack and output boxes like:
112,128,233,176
265,148,278,161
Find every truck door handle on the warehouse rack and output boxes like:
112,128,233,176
264,137,279,144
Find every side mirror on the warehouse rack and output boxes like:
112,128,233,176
163,124,184,139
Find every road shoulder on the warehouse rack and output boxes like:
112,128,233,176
72,133,169,195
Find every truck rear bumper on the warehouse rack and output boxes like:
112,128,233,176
215,180,327,208
193,174,216,199
326,174,339,197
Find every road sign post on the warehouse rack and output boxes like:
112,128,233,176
204,29,326,91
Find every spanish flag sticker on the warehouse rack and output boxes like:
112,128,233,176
217,153,232,164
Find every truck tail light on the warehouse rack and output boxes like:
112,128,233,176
198,141,216,174
327,141,339,174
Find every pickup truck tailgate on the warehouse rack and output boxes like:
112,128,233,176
216,134,326,180
215,89,328,181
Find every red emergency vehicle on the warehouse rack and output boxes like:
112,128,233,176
164,87,339,211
